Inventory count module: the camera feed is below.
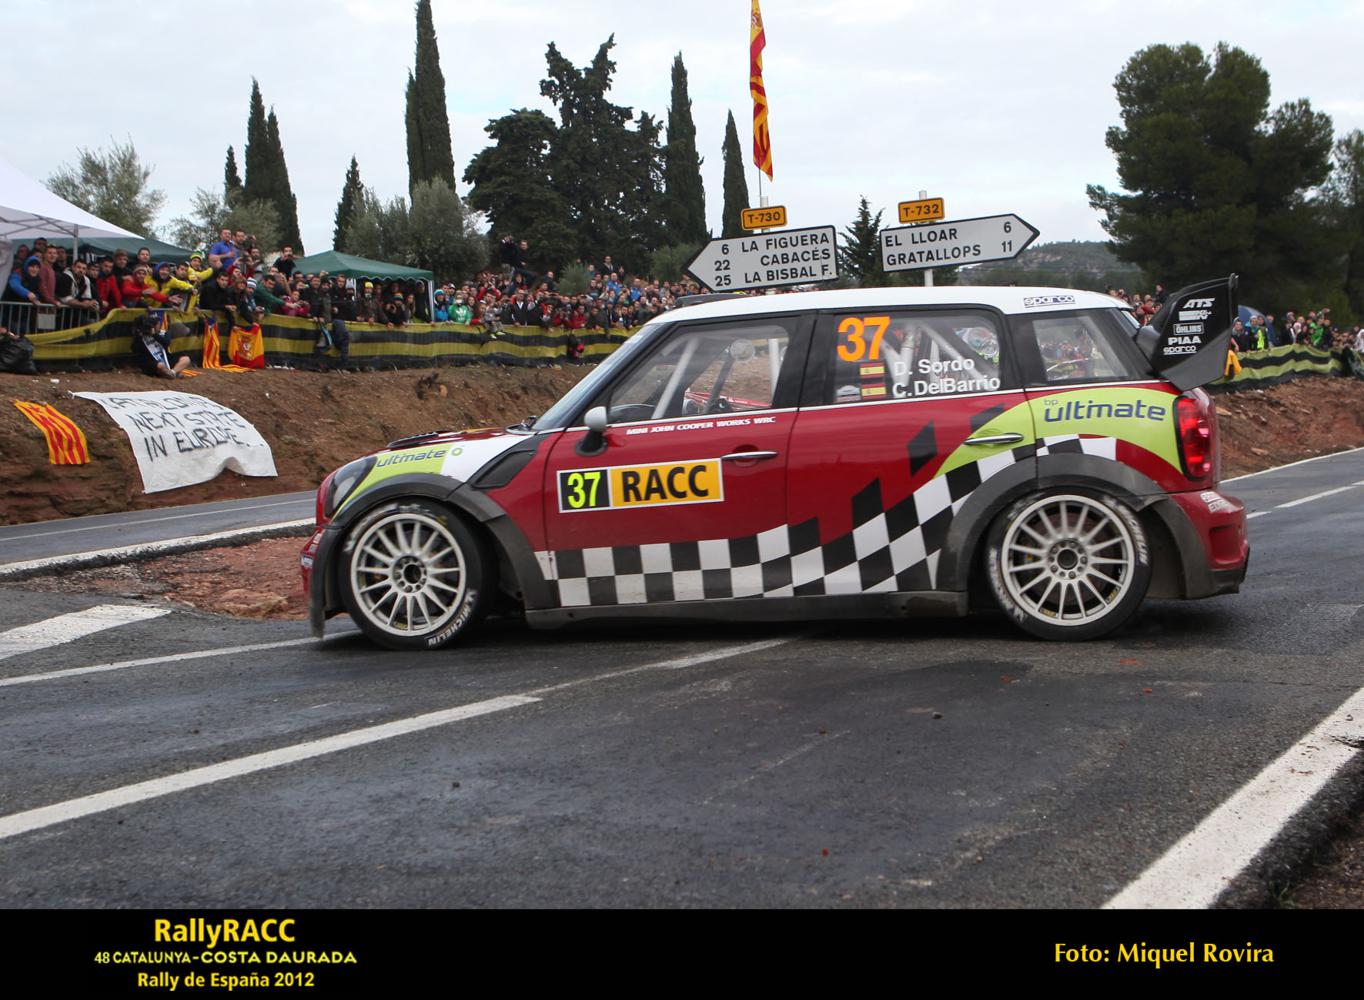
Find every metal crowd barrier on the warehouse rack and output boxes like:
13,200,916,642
0,301,101,334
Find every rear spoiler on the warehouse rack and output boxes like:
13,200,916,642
1134,275,1238,392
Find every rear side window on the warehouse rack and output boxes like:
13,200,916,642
812,309,1011,405
1015,310,1150,385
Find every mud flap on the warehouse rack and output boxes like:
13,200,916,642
1135,275,1238,391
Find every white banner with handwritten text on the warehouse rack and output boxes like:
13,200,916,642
74,391,277,493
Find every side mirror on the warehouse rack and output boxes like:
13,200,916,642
579,405,608,456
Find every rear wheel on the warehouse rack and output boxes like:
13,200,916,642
339,501,489,650
986,491,1150,641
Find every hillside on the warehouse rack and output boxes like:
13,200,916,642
958,240,1145,289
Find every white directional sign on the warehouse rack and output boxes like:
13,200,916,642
684,225,838,291
880,214,1039,272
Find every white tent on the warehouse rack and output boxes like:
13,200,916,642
0,150,141,245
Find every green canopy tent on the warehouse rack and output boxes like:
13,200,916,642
51,234,193,264
290,250,435,319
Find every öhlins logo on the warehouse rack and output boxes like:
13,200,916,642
559,460,724,512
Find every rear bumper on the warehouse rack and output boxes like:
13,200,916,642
1165,488,1249,598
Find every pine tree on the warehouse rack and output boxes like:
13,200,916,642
721,111,749,239
224,146,243,204
662,53,707,244
333,156,364,250
540,36,665,272
838,197,885,287
406,0,455,193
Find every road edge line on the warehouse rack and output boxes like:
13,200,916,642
1222,444,1364,484
1103,686,1364,909
0,520,315,582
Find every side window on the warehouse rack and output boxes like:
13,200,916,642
817,310,1008,405
1017,311,1146,385
604,318,798,423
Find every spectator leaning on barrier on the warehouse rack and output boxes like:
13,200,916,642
59,259,100,318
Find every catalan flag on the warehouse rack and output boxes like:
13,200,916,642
14,402,90,465
201,316,223,369
750,0,773,180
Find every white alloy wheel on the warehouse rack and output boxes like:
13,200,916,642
340,502,487,649
988,492,1151,640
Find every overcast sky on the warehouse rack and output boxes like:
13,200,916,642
8,0,1361,254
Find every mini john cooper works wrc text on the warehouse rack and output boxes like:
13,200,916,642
300,277,1248,648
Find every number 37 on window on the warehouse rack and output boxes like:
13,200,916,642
836,316,892,362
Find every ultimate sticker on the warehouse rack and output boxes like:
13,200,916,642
559,459,724,512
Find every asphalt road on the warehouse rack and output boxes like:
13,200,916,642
0,491,315,565
1,450,1362,908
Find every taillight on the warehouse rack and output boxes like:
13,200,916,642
1176,393,1213,483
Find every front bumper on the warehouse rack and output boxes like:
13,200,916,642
300,523,343,637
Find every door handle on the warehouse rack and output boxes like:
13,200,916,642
721,450,779,462
963,434,1025,446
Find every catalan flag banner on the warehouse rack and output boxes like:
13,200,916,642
750,0,773,180
13,401,90,465
201,317,223,369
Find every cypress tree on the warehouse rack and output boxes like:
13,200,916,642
224,146,243,204
242,80,270,206
662,53,707,244
406,0,455,193
838,197,885,286
721,111,749,239
266,110,303,251
334,156,364,250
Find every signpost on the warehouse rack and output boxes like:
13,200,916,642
684,225,838,292
741,205,788,230
880,213,1039,274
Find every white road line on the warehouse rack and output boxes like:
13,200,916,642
0,499,310,544
0,520,313,580
0,694,540,843
1277,485,1359,509
0,637,326,688
0,636,788,840
1246,511,1271,519
1105,686,1364,909
527,637,796,696
0,605,170,663
1222,445,1364,484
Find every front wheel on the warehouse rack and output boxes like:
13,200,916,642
986,491,1151,641
339,501,490,650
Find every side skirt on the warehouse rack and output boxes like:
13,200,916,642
524,590,969,629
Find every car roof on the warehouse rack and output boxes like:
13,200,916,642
665,286,1128,323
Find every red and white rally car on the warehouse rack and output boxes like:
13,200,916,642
301,278,1248,648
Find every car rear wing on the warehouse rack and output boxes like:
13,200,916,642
1134,275,1238,392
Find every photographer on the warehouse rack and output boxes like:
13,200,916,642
0,322,37,374
130,313,192,379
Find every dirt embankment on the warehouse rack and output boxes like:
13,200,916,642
0,365,591,524
1212,379,1364,478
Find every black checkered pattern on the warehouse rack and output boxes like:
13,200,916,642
535,435,1120,608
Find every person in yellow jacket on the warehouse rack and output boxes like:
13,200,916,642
177,254,214,311
148,261,195,311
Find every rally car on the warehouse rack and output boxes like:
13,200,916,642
300,277,1248,648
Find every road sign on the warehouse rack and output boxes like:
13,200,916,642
898,197,944,224
684,226,838,291
741,205,788,230
880,214,1039,273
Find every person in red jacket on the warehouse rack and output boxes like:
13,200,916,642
121,265,169,308
94,257,123,315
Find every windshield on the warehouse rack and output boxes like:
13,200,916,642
534,321,668,429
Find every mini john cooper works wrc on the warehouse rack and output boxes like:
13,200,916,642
300,277,1248,648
